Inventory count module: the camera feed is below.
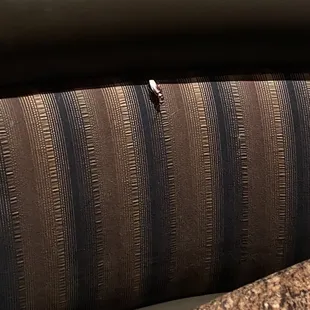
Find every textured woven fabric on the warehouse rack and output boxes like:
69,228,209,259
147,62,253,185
1,75,310,309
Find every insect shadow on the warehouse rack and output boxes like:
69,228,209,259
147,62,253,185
149,90,161,112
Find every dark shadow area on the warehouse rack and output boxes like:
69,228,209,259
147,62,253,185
1,31,310,98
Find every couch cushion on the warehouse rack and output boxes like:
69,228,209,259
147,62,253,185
138,294,223,310
1,75,310,309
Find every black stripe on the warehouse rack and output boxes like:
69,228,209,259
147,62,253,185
135,85,171,305
0,140,19,309
286,80,310,262
55,92,96,308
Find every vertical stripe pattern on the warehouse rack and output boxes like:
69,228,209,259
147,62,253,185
0,74,309,309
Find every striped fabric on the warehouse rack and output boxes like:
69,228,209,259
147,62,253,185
1,75,310,309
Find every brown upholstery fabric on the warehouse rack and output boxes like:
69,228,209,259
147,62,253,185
195,259,310,310
1,74,310,309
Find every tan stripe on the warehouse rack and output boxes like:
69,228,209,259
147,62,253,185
103,85,140,304
160,84,178,286
117,86,141,301
85,85,144,304
239,80,270,279
84,87,119,302
0,99,26,309
35,94,64,307
200,80,222,280
122,85,150,300
42,93,74,308
193,80,217,285
253,77,286,270
164,82,194,290
172,80,214,292
272,79,296,263
151,82,177,290
72,89,104,296
79,88,107,298
230,80,249,263
267,79,287,262
14,94,61,309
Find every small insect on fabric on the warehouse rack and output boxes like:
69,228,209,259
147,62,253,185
149,80,164,105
